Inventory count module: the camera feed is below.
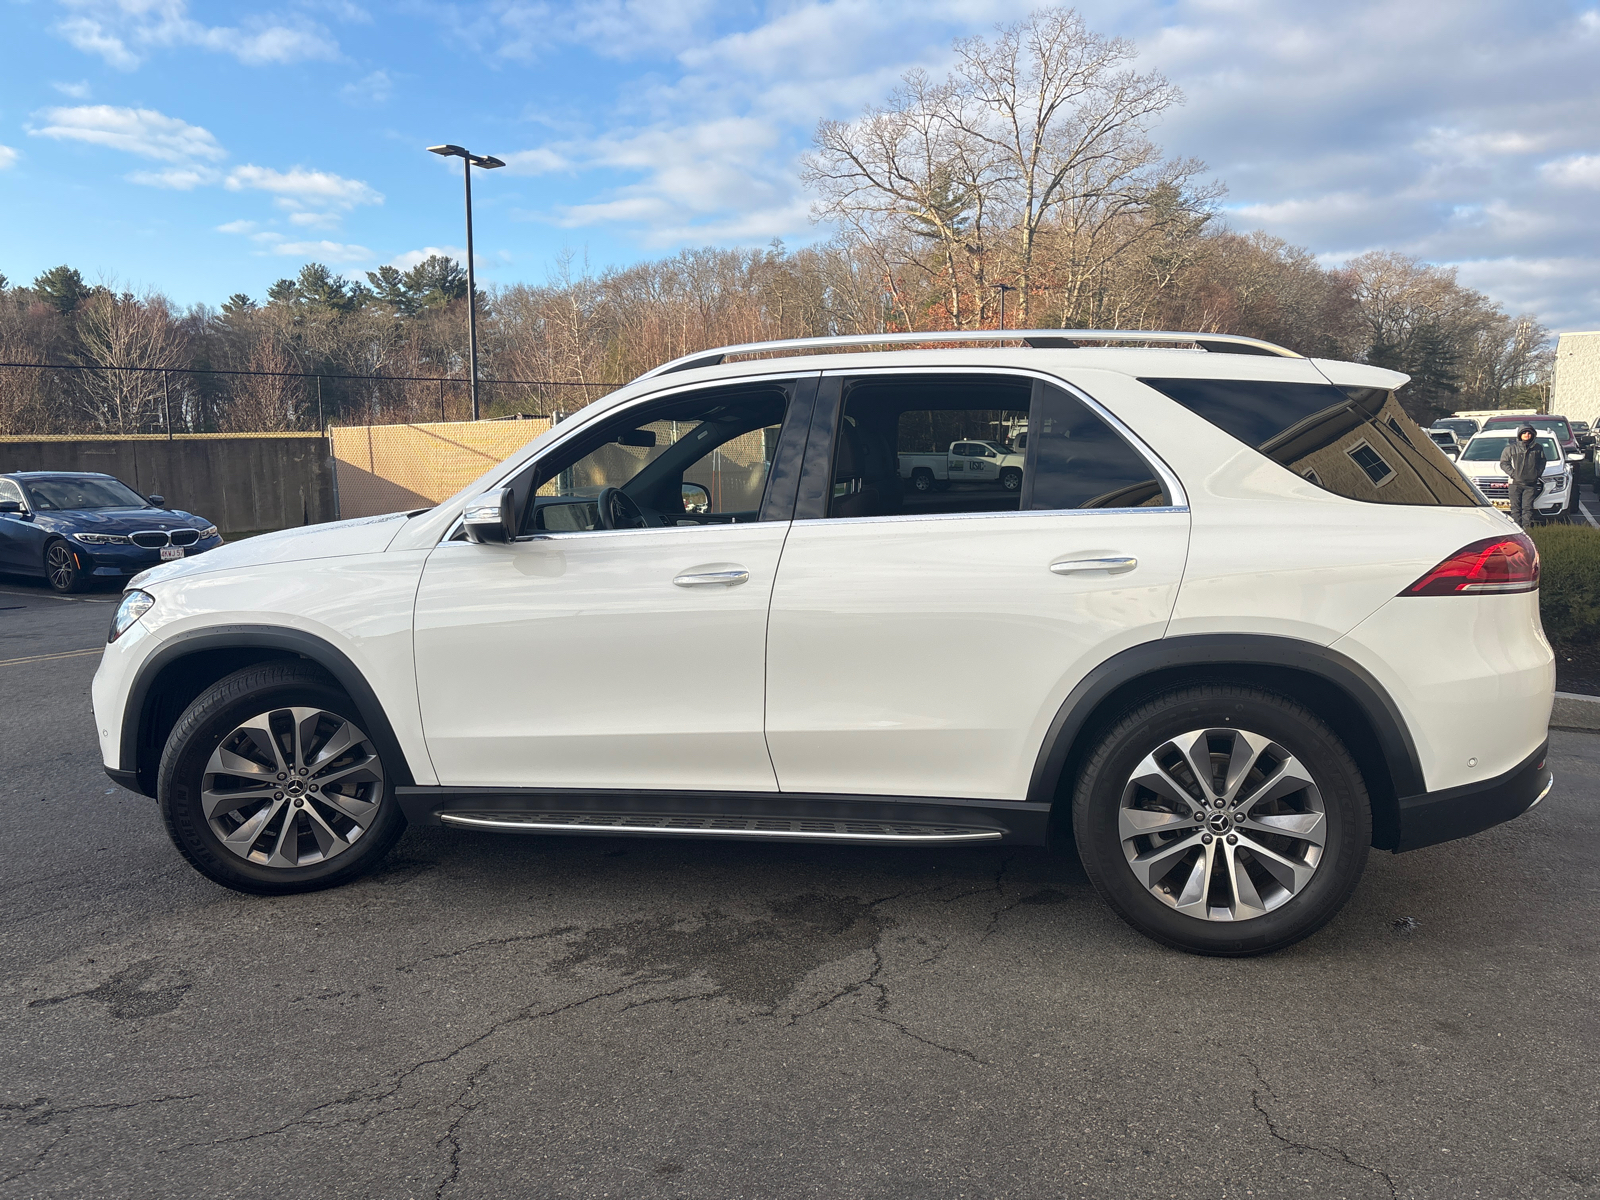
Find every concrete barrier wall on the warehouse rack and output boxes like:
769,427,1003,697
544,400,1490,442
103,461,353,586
0,433,333,533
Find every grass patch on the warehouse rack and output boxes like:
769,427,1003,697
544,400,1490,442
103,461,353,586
1529,523,1600,653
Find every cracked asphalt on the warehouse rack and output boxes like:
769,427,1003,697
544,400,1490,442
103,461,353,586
2,577,1598,1199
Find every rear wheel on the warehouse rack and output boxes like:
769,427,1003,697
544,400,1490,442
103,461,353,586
158,662,406,894
911,469,934,493
1072,685,1370,956
44,539,83,593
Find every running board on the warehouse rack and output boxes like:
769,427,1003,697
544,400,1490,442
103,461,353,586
438,810,1003,843
397,786,1050,846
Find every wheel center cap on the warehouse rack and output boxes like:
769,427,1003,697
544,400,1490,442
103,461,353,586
1207,813,1231,834
285,779,306,797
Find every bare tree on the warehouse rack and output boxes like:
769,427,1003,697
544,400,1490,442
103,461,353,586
73,286,187,433
950,7,1182,323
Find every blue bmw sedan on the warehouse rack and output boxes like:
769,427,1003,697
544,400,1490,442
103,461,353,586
0,472,223,593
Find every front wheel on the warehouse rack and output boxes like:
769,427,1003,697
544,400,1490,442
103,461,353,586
158,662,406,894
44,539,84,593
1000,468,1022,492
1071,685,1370,956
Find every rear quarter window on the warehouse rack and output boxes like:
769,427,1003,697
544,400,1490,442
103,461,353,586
1138,378,1484,508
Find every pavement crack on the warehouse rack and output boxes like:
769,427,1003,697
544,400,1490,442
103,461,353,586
0,1133,62,1187
161,982,648,1154
1243,1056,1397,1199
2,1092,199,1128
867,1014,988,1066
395,927,577,973
432,1059,498,1200
787,944,886,1025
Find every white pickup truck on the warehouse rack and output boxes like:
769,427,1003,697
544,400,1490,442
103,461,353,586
898,440,1025,492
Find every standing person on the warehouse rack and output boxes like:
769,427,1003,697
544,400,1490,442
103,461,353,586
1499,424,1544,528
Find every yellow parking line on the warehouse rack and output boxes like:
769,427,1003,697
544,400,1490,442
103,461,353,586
0,647,103,667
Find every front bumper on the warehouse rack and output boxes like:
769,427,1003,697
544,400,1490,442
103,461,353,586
71,535,223,578
1395,740,1552,852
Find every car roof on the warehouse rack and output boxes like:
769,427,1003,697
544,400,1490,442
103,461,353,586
3,471,118,479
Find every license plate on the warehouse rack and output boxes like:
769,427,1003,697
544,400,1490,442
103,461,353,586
1491,499,1511,510
159,546,184,560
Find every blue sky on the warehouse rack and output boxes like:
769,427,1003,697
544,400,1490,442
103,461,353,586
3,0,1599,332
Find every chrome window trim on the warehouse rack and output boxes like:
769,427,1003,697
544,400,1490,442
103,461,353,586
795,505,1188,530
818,363,1189,511
440,369,819,543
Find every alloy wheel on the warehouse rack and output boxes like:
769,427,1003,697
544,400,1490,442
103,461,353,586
46,542,76,591
1118,727,1326,922
201,706,384,868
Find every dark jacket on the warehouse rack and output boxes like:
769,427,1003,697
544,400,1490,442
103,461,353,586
1499,428,1545,484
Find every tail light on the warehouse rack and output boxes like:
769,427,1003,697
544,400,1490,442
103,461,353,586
1400,533,1539,596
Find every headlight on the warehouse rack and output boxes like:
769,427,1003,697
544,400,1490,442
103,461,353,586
1548,475,1568,491
1567,452,1584,461
108,590,154,643
197,524,219,540
73,532,133,545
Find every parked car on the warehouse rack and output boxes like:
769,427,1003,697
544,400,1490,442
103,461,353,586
0,472,222,593
1432,417,1479,444
1426,429,1461,459
1455,432,1573,520
94,329,1554,957
1569,420,1595,454
899,440,1027,492
1480,414,1585,465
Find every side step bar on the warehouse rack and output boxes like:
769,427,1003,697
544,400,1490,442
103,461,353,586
397,786,1052,846
439,810,1003,844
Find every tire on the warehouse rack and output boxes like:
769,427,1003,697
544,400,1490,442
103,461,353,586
157,662,406,895
1071,684,1370,956
1000,468,1022,492
911,469,934,493
44,539,84,593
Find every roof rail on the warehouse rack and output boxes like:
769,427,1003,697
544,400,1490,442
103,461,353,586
636,328,1301,380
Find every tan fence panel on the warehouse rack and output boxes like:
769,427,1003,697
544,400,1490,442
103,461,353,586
330,419,551,519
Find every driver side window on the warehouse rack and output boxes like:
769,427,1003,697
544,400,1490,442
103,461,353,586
523,383,790,534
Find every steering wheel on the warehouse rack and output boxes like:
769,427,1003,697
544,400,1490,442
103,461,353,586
596,486,648,530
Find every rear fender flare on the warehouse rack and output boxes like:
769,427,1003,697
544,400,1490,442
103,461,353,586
1026,634,1424,849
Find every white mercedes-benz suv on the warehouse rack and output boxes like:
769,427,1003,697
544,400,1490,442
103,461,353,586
93,330,1555,956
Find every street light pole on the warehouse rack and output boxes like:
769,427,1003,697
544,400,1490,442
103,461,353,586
427,144,505,421
993,283,1016,331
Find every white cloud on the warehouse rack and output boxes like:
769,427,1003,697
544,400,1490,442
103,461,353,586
52,0,339,70
389,246,468,271
126,165,222,188
0,146,18,170
29,105,225,162
225,164,382,209
51,80,92,99
340,69,391,105
267,238,372,262
216,219,258,234
288,210,343,229
1541,154,1600,188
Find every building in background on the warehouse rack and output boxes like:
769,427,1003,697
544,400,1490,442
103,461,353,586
1551,331,1600,426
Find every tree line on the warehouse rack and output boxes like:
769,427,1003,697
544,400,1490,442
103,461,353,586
0,7,1552,437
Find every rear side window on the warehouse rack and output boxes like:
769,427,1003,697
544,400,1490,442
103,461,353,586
1139,378,1483,508
1027,383,1170,510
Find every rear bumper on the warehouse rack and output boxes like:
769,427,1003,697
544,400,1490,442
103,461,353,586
1394,740,1551,852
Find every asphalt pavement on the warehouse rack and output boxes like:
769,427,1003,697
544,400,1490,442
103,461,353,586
2,578,1597,1200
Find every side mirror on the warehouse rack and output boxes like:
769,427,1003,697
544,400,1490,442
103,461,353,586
148,495,166,508
462,487,516,544
0,500,21,514
681,483,710,514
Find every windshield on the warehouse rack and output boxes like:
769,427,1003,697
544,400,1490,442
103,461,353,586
24,477,150,510
1461,436,1559,463
981,441,1013,456
1484,418,1571,440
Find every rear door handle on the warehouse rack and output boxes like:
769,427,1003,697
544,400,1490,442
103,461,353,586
673,569,750,587
1050,556,1138,575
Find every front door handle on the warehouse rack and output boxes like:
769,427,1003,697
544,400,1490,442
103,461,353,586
673,569,750,587
1050,556,1138,575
